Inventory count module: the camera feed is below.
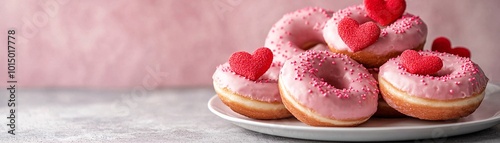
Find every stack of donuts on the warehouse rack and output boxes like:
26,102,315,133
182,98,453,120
212,0,489,127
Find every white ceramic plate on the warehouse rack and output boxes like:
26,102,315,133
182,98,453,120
208,83,500,142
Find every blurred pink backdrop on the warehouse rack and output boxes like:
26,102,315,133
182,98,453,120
1,0,499,89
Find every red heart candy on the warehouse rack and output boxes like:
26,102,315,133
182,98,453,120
338,17,381,52
229,47,273,81
364,0,406,26
431,37,471,58
401,50,443,75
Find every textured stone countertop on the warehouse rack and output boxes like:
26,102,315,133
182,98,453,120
0,87,499,142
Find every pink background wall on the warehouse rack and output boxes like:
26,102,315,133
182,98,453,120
1,0,499,89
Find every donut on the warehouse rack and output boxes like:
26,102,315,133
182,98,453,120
265,7,333,63
368,68,406,117
375,98,407,117
322,5,427,68
212,48,292,119
279,50,379,126
378,50,489,120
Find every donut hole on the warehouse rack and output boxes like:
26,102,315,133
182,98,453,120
322,75,349,89
302,42,321,50
308,43,329,51
291,27,326,51
353,17,386,29
315,62,350,89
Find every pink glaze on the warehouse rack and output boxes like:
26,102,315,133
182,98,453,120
280,51,379,119
213,62,283,102
265,7,334,63
323,5,427,55
379,51,489,100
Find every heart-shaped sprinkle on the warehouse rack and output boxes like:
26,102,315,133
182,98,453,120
364,0,406,26
338,17,381,52
432,37,471,58
229,47,273,81
401,50,443,75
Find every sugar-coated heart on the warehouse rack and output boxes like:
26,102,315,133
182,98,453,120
364,0,406,26
432,37,471,58
401,50,443,75
229,47,273,81
338,17,381,52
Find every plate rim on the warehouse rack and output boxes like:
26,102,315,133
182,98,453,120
207,83,500,139
208,96,500,131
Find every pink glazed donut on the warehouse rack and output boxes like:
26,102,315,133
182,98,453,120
213,62,292,119
279,50,379,126
323,5,427,68
379,51,489,120
265,7,333,63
